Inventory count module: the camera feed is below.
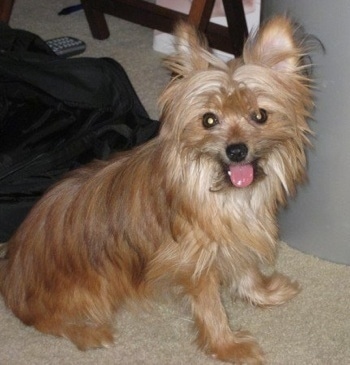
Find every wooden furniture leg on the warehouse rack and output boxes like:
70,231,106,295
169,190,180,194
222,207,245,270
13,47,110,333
188,0,215,31
82,3,110,39
222,0,247,57
0,0,15,23
80,0,248,56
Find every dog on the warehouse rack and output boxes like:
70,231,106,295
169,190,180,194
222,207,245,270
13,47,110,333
0,16,314,364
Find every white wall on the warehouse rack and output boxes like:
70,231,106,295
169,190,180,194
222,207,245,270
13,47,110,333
262,0,350,264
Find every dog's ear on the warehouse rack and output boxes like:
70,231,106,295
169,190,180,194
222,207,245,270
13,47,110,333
164,21,211,77
243,16,302,72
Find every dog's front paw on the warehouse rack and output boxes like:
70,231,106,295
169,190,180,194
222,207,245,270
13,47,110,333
210,331,265,364
238,270,301,308
255,272,301,308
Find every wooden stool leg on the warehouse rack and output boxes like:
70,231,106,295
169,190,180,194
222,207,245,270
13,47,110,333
81,0,110,40
222,0,248,56
188,0,215,31
0,0,15,23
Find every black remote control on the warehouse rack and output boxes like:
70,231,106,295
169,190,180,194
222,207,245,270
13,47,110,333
46,36,86,57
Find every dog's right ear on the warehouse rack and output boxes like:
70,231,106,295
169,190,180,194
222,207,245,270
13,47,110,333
163,21,211,77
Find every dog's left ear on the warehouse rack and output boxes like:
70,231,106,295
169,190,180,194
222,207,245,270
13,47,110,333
164,21,211,77
243,16,302,73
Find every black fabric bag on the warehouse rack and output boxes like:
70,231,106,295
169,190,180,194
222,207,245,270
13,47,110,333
0,23,159,241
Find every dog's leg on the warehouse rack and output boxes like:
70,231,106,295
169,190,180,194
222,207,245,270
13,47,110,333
35,317,115,350
185,272,265,364
236,268,300,307
61,323,115,350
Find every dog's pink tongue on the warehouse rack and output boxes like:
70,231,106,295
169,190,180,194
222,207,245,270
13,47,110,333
229,164,254,188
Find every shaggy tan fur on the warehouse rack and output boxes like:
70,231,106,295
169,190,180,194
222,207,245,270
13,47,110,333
0,17,314,364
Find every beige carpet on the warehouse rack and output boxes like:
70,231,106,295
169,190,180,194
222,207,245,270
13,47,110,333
1,1,349,364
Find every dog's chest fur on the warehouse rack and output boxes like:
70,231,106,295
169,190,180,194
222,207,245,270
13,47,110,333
146,175,278,286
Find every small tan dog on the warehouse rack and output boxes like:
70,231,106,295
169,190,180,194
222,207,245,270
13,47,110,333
0,17,313,364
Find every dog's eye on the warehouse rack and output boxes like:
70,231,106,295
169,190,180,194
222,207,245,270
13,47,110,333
250,109,268,124
202,113,219,129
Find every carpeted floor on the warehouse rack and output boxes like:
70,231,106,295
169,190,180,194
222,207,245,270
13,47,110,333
1,1,349,364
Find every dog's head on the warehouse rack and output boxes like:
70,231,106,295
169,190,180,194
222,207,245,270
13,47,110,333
159,17,314,203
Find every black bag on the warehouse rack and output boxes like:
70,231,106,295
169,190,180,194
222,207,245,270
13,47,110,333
0,23,159,241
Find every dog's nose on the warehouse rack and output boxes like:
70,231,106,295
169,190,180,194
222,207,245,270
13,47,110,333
226,143,248,162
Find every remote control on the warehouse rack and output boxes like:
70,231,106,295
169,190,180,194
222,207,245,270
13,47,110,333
46,36,86,57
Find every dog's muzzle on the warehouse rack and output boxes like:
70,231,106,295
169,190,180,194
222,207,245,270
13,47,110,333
226,143,249,163
225,143,254,188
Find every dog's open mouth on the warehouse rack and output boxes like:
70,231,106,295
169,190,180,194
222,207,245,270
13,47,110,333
226,160,261,188
228,163,254,188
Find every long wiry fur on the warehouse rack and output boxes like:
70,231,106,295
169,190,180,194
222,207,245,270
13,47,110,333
0,17,314,364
